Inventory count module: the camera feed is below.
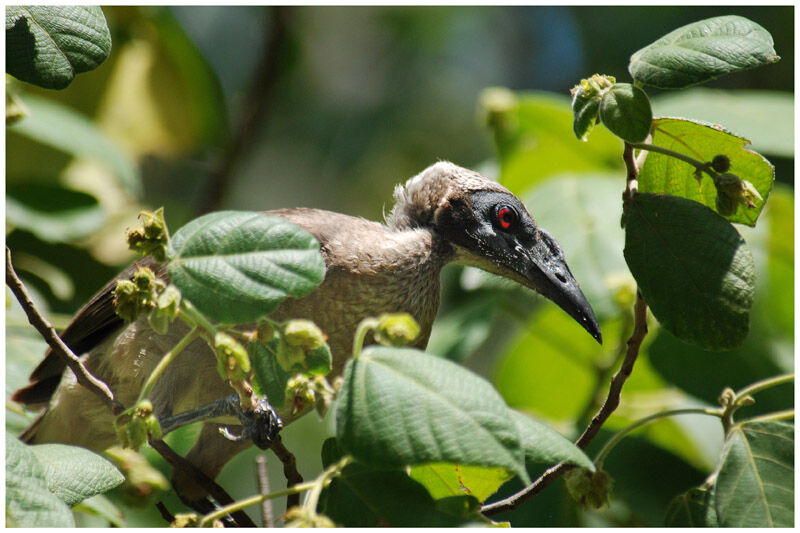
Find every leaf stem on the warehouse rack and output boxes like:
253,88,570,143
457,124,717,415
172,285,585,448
136,327,200,405
629,141,721,181
197,480,317,527
738,409,794,425
352,317,379,359
734,373,793,402
593,407,722,469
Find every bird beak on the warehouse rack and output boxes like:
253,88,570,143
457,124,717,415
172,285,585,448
516,228,602,344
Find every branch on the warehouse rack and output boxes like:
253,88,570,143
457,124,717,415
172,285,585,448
6,246,124,416
196,6,292,214
256,454,275,527
271,435,303,510
481,292,649,516
148,437,257,528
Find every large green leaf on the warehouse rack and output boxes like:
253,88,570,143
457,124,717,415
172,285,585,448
6,435,75,527
8,94,140,195
664,487,718,527
651,89,794,158
29,444,124,507
167,211,325,325
481,90,623,195
598,83,652,143
647,185,793,413
6,183,106,243
6,6,111,89
335,346,529,483
714,421,793,527
629,15,780,90
638,118,774,226
623,193,755,350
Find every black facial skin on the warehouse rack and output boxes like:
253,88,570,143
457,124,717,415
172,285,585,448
435,190,602,344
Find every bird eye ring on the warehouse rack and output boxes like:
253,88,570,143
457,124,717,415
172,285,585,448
495,205,517,230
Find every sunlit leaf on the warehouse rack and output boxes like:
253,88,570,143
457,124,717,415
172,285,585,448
638,117,774,226
409,463,513,503
598,83,652,143
629,15,780,89
651,89,794,158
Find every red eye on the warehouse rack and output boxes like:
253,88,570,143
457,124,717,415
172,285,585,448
496,205,516,230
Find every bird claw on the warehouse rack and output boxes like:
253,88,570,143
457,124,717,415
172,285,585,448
220,396,283,449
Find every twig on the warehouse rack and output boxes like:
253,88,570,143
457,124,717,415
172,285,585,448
155,501,175,524
271,435,303,510
5,246,124,416
148,437,256,528
256,454,274,527
481,292,649,516
197,6,292,214
623,141,638,200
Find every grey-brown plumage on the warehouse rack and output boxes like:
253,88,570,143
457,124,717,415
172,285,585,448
14,161,600,503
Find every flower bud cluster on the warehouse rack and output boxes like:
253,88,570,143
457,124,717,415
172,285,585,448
126,208,169,262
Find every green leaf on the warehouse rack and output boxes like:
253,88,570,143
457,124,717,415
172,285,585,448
8,94,141,195
598,83,652,143
639,117,774,226
629,15,780,90
29,443,124,507
651,89,794,158
6,435,75,527
664,487,718,527
623,193,755,350
319,461,480,527
715,421,793,527
510,410,594,471
6,6,111,89
167,211,325,325
481,90,623,195
6,183,106,243
335,346,529,483
570,86,601,141
409,463,513,503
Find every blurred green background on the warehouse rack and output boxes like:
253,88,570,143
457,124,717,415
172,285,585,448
6,5,793,527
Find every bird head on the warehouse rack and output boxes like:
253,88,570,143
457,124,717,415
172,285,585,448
388,161,602,344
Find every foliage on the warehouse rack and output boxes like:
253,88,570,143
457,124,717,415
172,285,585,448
6,7,793,528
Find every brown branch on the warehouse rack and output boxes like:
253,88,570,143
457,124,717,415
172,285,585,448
481,292,649,517
270,435,303,510
197,6,292,214
623,141,639,201
148,437,256,527
256,454,274,527
6,246,125,416
155,501,175,524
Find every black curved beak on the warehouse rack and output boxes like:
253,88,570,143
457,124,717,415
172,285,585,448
517,228,602,344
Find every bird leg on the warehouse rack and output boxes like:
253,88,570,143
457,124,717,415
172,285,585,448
158,393,283,449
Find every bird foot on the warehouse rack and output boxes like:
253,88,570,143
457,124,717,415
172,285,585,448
220,396,283,449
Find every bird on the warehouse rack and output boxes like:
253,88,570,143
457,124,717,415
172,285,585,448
13,161,601,507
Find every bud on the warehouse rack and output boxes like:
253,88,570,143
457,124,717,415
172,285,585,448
104,446,169,504
283,319,326,351
148,285,181,335
570,75,614,142
284,506,336,528
374,313,420,346
285,374,316,415
127,208,169,262
711,154,731,173
565,467,613,509
113,279,140,322
170,513,199,528
255,320,276,344
715,173,763,215
215,332,251,381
